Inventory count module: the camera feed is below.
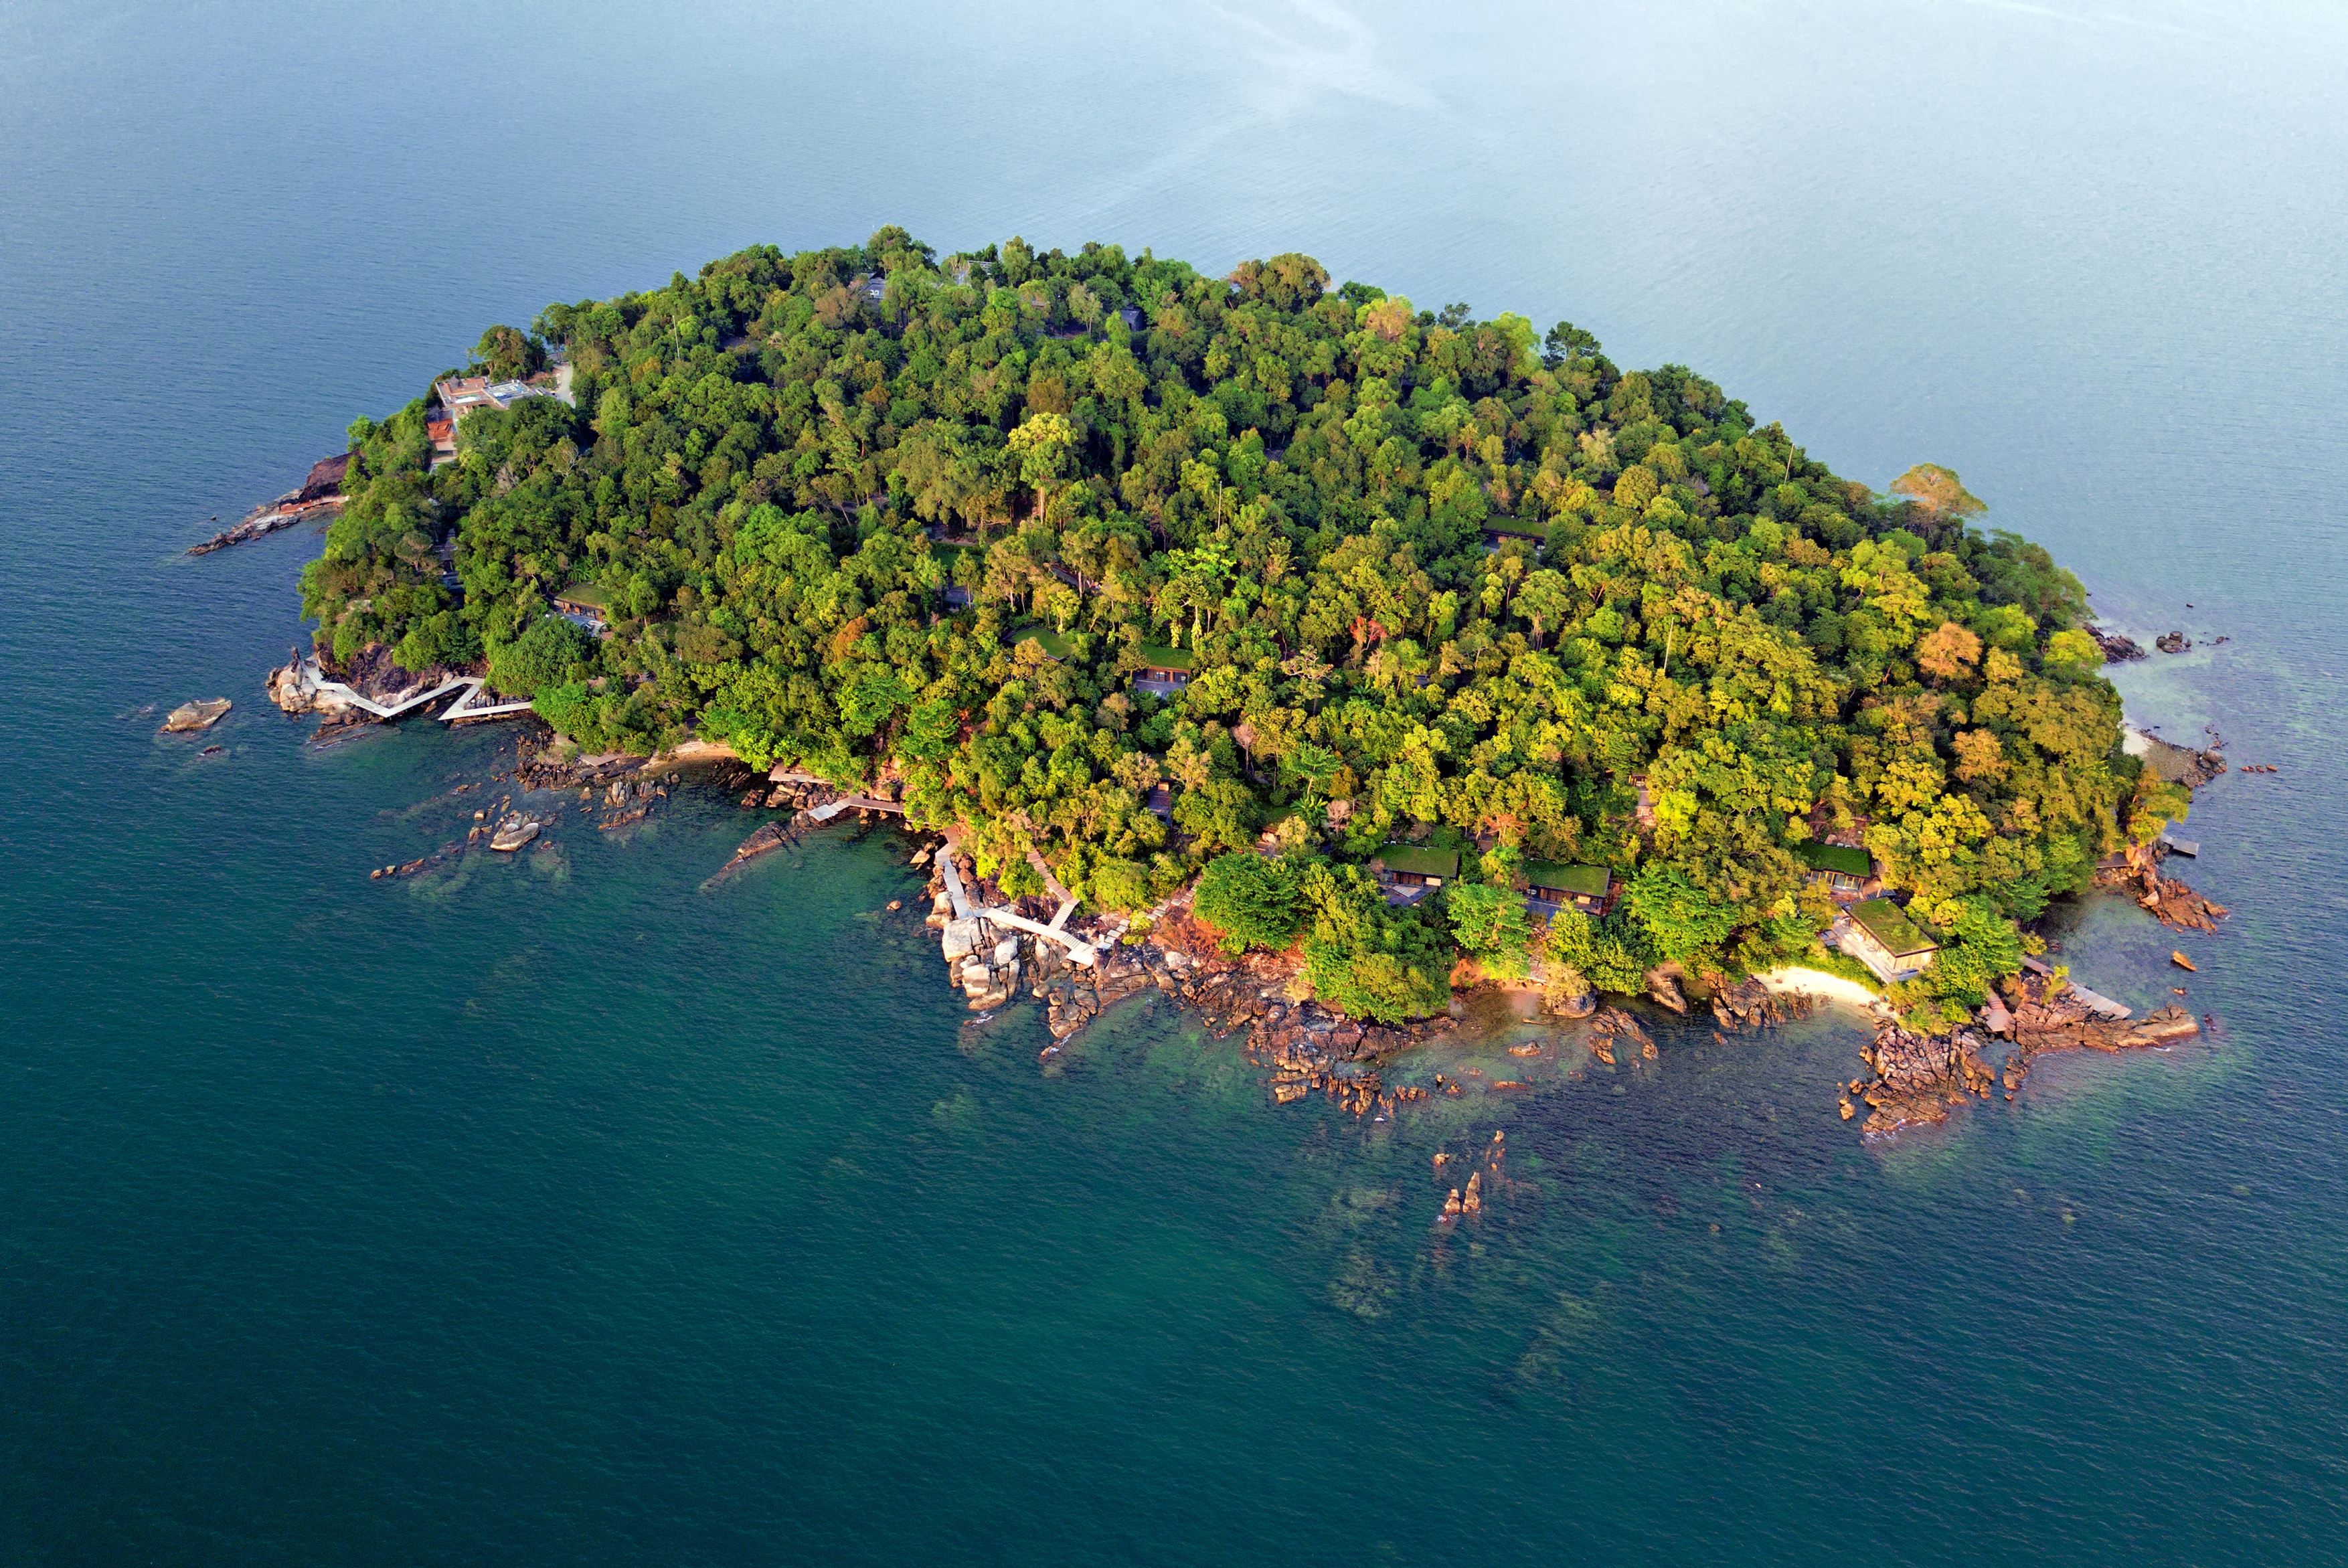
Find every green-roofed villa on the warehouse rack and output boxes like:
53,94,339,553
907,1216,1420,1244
1131,643,1193,694
1794,839,1877,894
1481,519,1545,551
1373,844,1458,887
552,584,610,633
1524,860,1613,912
1839,898,1938,983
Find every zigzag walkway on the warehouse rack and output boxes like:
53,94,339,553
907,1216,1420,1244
290,658,536,723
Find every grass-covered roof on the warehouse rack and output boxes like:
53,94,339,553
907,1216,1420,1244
1524,861,1611,897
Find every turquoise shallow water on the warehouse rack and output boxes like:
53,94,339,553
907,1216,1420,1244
5,1,2347,1561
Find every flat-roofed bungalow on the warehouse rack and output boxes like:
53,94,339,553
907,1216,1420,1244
435,374,560,425
1524,860,1612,912
1131,644,1193,696
1840,898,1938,983
1481,520,1545,553
552,584,610,634
1795,840,1875,894
1374,845,1458,889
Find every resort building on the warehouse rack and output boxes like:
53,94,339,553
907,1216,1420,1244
1794,840,1877,897
1481,521,1545,553
1523,860,1612,913
1373,845,1458,890
1836,899,1939,984
428,367,576,464
1130,646,1193,697
551,585,610,635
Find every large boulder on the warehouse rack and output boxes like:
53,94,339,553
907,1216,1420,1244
941,917,984,964
161,698,231,733
1544,966,1597,1018
1645,967,1689,1015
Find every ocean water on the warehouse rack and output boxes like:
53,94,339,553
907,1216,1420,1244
3,1,2346,1561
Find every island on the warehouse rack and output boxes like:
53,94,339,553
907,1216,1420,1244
278,229,2215,1120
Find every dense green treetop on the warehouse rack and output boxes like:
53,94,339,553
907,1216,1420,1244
301,228,2159,1023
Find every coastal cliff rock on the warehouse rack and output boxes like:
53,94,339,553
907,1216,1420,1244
187,453,349,554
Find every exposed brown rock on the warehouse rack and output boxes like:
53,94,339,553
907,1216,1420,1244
1853,970,2203,1134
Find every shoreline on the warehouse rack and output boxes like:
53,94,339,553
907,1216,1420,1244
1753,966,1885,1016
288,648,2234,1143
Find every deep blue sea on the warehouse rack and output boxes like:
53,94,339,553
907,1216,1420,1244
4,2,2345,1561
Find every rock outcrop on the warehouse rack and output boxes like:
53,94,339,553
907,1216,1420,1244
1588,1007,1655,1064
2087,626,2146,661
2100,848,2229,934
1543,966,1598,1019
161,698,231,732
1855,1024,1997,1133
1709,976,1800,1032
1644,967,1689,1015
1854,970,2203,1134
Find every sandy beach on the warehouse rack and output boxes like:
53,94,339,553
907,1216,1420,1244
1755,966,1886,1017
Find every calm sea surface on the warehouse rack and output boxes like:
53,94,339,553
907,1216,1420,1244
3,2,2345,1561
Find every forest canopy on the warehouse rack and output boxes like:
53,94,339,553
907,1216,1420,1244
300,229,2153,1023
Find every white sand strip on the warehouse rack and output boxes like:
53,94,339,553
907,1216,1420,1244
1754,966,1888,1017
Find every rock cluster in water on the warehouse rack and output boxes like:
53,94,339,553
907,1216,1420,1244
1847,969,2202,1134
2086,625,2147,661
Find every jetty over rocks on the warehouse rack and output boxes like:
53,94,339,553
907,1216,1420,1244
268,656,535,726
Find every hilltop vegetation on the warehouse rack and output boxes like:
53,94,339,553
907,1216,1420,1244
301,229,2171,1025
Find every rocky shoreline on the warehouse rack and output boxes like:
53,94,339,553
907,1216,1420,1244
189,454,350,555
1849,970,2202,1134
900,847,1837,1123
264,626,2240,1142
